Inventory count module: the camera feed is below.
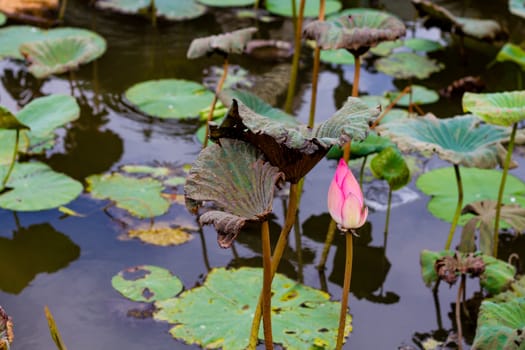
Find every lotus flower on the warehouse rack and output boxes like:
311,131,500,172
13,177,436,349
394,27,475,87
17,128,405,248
328,158,368,231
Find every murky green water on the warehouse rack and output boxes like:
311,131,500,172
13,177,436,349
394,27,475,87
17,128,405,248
1,0,524,349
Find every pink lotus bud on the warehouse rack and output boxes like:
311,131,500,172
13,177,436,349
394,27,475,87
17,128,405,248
327,158,368,231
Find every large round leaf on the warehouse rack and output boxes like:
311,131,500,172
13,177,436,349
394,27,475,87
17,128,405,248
416,167,525,225
87,173,170,218
494,43,525,71
20,36,106,78
197,0,255,7
96,0,206,21
387,85,439,106
375,52,444,80
0,26,105,60
510,0,525,18
463,91,525,127
0,162,83,211
370,146,410,190
154,267,351,349
265,0,342,18
125,79,214,119
187,27,257,59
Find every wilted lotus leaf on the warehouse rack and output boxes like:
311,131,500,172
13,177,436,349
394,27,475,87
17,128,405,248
379,114,509,168
386,85,439,106
87,173,170,219
303,10,406,56
197,0,255,7
154,267,351,349
210,97,374,183
417,167,525,225
411,0,507,42
490,275,525,303
420,249,453,286
481,255,517,294
184,139,284,248
128,225,193,246
265,0,342,18
370,146,410,191
0,306,13,349
0,161,82,211
187,27,257,59
509,0,525,18
460,200,525,255
463,91,525,127
244,40,293,61
375,52,444,80
112,265,183,302
494,43,525,71
435,252,485,285
473,297,525,350
404,38,443,52
96,0,206,21
20,35,105,78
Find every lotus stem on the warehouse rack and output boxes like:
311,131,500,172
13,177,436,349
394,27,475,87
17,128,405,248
198,224,211,271
150,0,157,27
493,123,518,257
351,54,361,98
317,218,336,270
293,211,304,283
248,183,299,349
261,220,274,350
359,155,367,187
2,129,20,190
203,58,229,148
307,0,325,128
444,164,463,250
371,86,411,129
284,0,306,113
336,233,353,350
384,187,393,239
455,275,465,350
58,0,67,22
408,83,413,114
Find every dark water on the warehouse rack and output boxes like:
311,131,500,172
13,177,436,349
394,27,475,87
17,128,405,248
1,0,524,349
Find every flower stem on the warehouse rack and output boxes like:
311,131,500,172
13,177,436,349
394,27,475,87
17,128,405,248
455,275,465,350
261,220,273,350
445,164,463,250
248,183,299,348
307,0,325,128
2,129,20,190
351,54,360,98
493,122,518,257
336,233,353,349
203,58,229,148
284,0,306,114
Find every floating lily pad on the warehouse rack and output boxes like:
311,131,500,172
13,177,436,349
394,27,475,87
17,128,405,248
379,114,509,168
304,10,406,56
0,26,106,60
370,146,410,190
112,265,183,302
319,49,355,65
187,27,257,59
509,0,525,18
404,38,443,52
369,40,403,56
463,91,525,127
96,0,206,21
197,0,255,6
379,108,409,124
386,85,439,106
265,0,342,18
87,173,170,218
494,43,525,71
185,139,284,247
120,164,187,188
20,35,106,78
473,297,525,349
416,167,525,225
375,52,444,80
128,226,193,246
125,79,214,119
351,131,394,158
0,105,29,130
0,161,83,211
154,267,351,349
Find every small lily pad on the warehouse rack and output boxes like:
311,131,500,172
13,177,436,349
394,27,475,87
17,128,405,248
494,43,525,71
370,146,410,190
375,52,444,80
0,161,83,211
112,265,183,302
154,267,351,349
404,38,443,52
197,0,255,6
265,0,342,18
128,226,193,246
319,49,355,65
386,85,439,106
125,79,214,119
369,40,403,56
96,0,206,21
87,173,170,218
463,91,525,127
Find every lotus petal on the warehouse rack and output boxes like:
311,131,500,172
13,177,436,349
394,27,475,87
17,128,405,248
463,91,525,127
187,27,257,59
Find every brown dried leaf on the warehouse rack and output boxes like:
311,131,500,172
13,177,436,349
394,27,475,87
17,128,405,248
187,27,257,59
0,306,13,349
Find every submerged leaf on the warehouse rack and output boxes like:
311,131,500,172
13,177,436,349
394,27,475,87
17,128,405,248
112,265,183,302
128,226,193,246
370,146,410,191
184,139,284,247
154,267,351,349
187,27,257,59
463,91,525,127
375,52,444,80
404,38,443,52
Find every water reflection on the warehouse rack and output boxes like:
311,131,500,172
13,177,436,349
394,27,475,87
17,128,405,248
1,64,45,107
0,219,80,294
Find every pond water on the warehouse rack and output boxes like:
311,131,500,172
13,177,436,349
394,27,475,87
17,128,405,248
1,0,524,349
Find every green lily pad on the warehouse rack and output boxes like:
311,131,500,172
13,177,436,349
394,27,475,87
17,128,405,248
480,255,517,295
463,91,525,127
0,12,6,26
375,52,444,80
0,162,83,211
265,0,342,18
0,105,29,130
369,40,403,56
351,131,394,158
96,0,206,21
416,167,525,225
473,297,525,349
125,79,214,119
379,114,509,168
184,139,284,248
319,49,355,65
494,43,525,71
420,249,454,287
187,27,257,59
20,35,106,79
0,26,106,60
370,146,410,190
112,265,183,302
379,108,409,124
386,85,439,106
304,10,406,56
404,38,443,52
491,275,525,303
154,267,351,349
509,0,525,18
87,173,170,218
197,0,255,6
